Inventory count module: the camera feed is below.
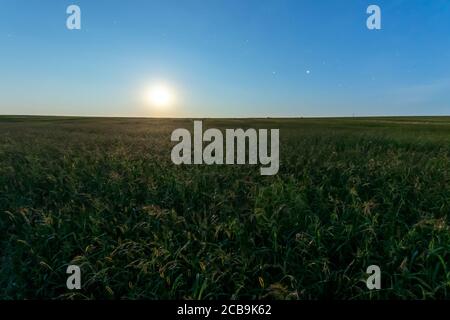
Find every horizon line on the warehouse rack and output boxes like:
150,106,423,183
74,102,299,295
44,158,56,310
1,114,450,120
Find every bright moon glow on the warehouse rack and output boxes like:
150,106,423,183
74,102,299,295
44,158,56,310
146,84,176,109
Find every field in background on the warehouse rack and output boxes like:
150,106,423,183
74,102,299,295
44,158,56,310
0,116,449,299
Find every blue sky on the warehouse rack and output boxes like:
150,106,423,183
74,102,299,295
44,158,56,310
0,0,449,117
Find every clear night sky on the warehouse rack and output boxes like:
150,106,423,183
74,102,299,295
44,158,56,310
0,0,449,117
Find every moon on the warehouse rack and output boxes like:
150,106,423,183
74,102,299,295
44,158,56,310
146,83,176,109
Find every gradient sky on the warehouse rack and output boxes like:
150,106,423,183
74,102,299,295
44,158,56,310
0,0,449,117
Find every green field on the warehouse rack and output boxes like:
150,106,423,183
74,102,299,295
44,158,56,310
0,116,449,299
